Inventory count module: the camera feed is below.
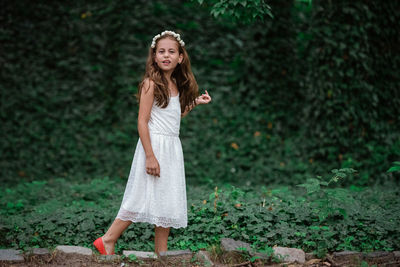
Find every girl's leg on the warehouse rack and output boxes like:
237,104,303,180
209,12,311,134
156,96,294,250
101,219,132,254
154,226,170,255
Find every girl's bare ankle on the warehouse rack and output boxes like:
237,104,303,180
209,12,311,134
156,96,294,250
102,235,115,244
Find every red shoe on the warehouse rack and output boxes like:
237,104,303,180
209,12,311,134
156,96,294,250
93,237,115,255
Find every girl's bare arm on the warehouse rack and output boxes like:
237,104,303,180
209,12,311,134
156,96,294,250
137,79,160,177
181,90,212,118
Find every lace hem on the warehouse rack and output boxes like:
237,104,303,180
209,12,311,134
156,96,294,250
116,208,187,229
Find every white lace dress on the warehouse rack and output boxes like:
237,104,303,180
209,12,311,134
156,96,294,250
116,93,187,229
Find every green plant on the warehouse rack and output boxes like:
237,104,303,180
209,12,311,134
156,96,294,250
127,254,145,264
297,168,358,222
387,161,400,173
360,261,377,267
253,244,279,263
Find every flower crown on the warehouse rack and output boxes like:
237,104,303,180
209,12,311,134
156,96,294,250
151,30,185,49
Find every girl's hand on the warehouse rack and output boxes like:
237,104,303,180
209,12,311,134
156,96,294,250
196,90,212,105
146,155,160,177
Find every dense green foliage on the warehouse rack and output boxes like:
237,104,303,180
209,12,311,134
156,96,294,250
1,174,399,255
193,0,274,23
1,0,399,186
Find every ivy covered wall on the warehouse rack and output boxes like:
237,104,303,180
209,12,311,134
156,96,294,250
1,0,399,186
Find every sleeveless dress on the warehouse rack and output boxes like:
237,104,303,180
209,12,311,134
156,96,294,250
115,93,187,229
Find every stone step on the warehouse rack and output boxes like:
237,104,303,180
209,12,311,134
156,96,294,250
273,246,305,264
55,245,93,256
122,250,158,260
0,249,24,263
220,238,306,264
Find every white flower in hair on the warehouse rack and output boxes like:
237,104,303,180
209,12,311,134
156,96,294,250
150,30,185,48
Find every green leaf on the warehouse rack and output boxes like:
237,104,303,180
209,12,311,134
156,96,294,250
297,178,321,194
387,166,400,173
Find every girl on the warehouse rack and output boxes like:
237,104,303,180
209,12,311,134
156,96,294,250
93,30,212,256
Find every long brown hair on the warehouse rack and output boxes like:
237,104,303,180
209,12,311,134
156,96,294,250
136,33,199,112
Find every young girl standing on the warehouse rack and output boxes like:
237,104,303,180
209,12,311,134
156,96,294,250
93,30,212,255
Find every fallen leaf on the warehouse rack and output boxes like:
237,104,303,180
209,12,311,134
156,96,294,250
231,142,239,150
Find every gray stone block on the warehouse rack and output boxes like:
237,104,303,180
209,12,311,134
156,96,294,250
363,251,394,265
159,249,192,257
195,250,214,267
332,251,363,266
122,250,157,259
55,245,93,256
0,249,24,262
25,247,50,256
220,238,252,253
158,249,194,266
273,246,305,264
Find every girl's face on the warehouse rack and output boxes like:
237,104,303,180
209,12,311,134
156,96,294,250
154,37,183,73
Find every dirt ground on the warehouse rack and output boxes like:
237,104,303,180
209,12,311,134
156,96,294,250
0,250,330,267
